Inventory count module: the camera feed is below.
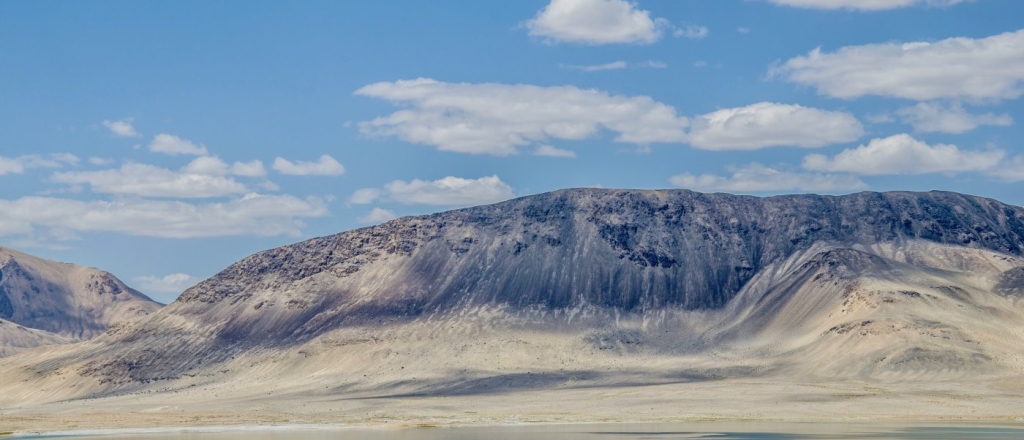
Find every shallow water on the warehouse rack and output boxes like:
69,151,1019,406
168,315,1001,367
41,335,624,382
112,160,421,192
16,422,1024,440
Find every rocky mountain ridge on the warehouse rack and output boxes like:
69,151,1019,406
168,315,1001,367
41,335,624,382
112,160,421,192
3,188,1024,407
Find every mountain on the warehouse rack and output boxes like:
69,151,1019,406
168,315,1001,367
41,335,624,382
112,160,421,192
0,246,162,350
0,318,71,357
3,189,1024,424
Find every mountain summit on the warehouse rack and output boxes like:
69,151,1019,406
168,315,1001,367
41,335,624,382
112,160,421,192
3,189,1024,420
0,246,162,356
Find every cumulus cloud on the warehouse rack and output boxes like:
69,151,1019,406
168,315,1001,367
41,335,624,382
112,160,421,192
763,0,973,11
52,162,250,198
0,154,79,176
895,102,1013,133
102,118,141,138
525,0,670,45
533,145,577,158
670,163,867,193
688,102,864,150
358,207,398,224
802,134,1004,175
181,156,268,178
133,273,198,296
772,29,1024,101
355,78,688,155
272,155,345,176
352,175,514,207
0,193,328,239
149,134,209,156
230,160,268,177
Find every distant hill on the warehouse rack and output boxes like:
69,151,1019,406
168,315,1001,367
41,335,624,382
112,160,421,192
0,246,162,355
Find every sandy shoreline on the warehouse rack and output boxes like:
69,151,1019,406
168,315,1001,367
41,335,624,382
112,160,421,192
4,378,1024,437
6,418,1024,439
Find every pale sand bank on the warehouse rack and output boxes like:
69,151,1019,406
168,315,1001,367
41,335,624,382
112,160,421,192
4,379,1024,435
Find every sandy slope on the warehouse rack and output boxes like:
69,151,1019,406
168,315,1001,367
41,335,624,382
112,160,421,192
2,240,1024,432
0,318,69,357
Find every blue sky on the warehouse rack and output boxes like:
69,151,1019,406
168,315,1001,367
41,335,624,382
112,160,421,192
1,0,1022,303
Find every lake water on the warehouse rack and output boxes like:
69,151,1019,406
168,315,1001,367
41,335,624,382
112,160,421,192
15,422,1024,440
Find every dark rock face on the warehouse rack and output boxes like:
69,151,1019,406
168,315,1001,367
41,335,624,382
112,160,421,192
179,189,1024,316
0,286,12,320
995,267,1024,297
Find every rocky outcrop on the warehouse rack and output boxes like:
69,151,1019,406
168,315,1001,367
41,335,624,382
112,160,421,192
178,189,1024,315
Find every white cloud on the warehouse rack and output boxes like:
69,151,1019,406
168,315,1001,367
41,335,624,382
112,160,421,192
230,160,267,177
387,176,514,206
348,188,382,205
272,155,345,176
534,145,577,158
772,29,1024,101
670,163,867,193
355,78,688,155
357,207,398,224
675,24,708,40
102,118,141,138
561,60,667,71
149,134,209,156
864,113,896,124
88,157,113,166
562,60,628,71
0,193,328,239
895,102,1013,133
133,273,198,295
688,102,864,150
0,154,79,176
802,133,1004,175
353,175,514,207
737,27,751,34
525,0,669,45
181,156,231,176
52,163,249,198
763,0,972,11
181,156,268,178
989,156,1024,182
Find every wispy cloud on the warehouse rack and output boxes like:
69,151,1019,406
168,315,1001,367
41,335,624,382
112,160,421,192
357,207,397,224
0,154,79,176
0,194,329,239
272,155,345,176
671,163,867,194
350,175,514,207
675,24,708,40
